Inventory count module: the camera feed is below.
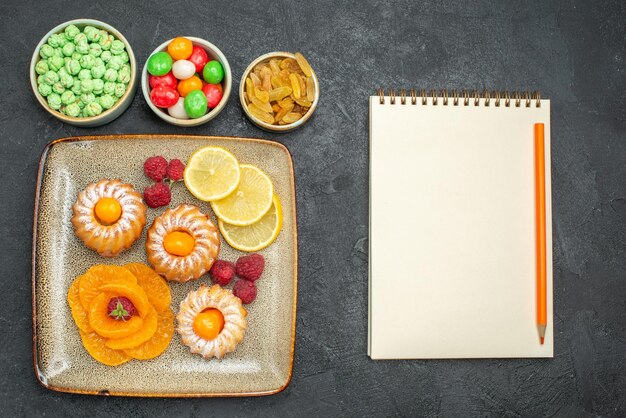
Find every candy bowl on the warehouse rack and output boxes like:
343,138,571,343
239,52,319,133
29,19,138,127
141,37,231,127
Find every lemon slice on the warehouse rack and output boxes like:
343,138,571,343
184,147,240,201
210,164,274,226
219,194,283,252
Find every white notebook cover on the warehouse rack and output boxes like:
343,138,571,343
368,95,553,359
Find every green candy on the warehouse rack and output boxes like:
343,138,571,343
60,73,74,88
76,41,89,55
147,52,172,76
110,40,125,55
55,33,68,47
52,48,64,58
37,74,46,85
103,68,118,82
78,69,92,80
107,55,122,70
202,60,224,84
47,34,60,47
52,82,65,94
98,94,115,109
40,44,54,59
85,102,103,116
80,92,96,105
117,65,131,83
74,32,88,44
65,59,81,75
35,60,49,75
100,50,112,63
65,102,81,117
47,55,64,71
58,66,69,77
91,65,106,79
63,57,71,64
92,79,104,94
94,57,104,67
118,51,129,64
79,54,95,69
64,24,80,40
47,93,62,110
103,81,116,95
99,34,114,50
81,79,94,93
89,43,102,57
184,90,208,118
114,83,126,98
60,90,75,105
71,79,81,95
42,70,59,85
85,26,101,42
38,83,52,97
77,99,86,109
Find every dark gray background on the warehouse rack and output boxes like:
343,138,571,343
1,0,624,416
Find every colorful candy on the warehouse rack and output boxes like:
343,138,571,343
145,37,225,120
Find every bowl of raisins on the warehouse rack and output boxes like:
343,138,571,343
239,51,319,132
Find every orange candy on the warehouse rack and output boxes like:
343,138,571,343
193,308,224,340
94,197,122,224
167,37,193,60
163,230,195,256
177,75,203,97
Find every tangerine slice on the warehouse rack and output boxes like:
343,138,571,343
105,307,158,350
88,292,144,338
78,264,137,310
79,330,131,366
67,277,92,333
124,309,174,360
98,281,150,317
123,263,172,313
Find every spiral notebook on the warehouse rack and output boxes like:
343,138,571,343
368,89,554,359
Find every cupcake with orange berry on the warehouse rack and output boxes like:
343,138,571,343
177,284,247,359
71,179,147,257
146,204,220,282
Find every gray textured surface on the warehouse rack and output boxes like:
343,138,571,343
0,0,624,416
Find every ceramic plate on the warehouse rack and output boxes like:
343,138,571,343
32,135,297,397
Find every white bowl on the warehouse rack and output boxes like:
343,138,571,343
141,37,231,127
30,19,138,127
239,52,319,133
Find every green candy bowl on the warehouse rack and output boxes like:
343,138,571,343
30,19,138,127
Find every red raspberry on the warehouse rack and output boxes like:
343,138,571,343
166,159,185,181
209,260,235,286
107,296,137,321
144,156,168,181
143,182,171,208
235,253,265,281
233,279,257,304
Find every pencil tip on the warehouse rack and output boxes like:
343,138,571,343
540,336,544,345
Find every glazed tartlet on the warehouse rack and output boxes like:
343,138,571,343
146,204,220,282
177,284,248,359
71,179,147,257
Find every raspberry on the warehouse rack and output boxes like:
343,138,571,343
233,279,257,304
144,156,168,181
143,182,171,208
209,260,235,286
107,296,137,321
235,253,265,281
166,159,185,181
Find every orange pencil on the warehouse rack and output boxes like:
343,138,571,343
534,123,547,344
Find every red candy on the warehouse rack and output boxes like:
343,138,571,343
149,72,178,90
150,85,179,108
202,84,223,109
188,46,209,72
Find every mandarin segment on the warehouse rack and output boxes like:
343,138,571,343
67,278,92,332
79,330,132,366
123,309,174,360
105,307,158,350
123,263,172,313
78,264,137,310
88,292,144,338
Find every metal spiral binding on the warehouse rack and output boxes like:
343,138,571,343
377,89,541,107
